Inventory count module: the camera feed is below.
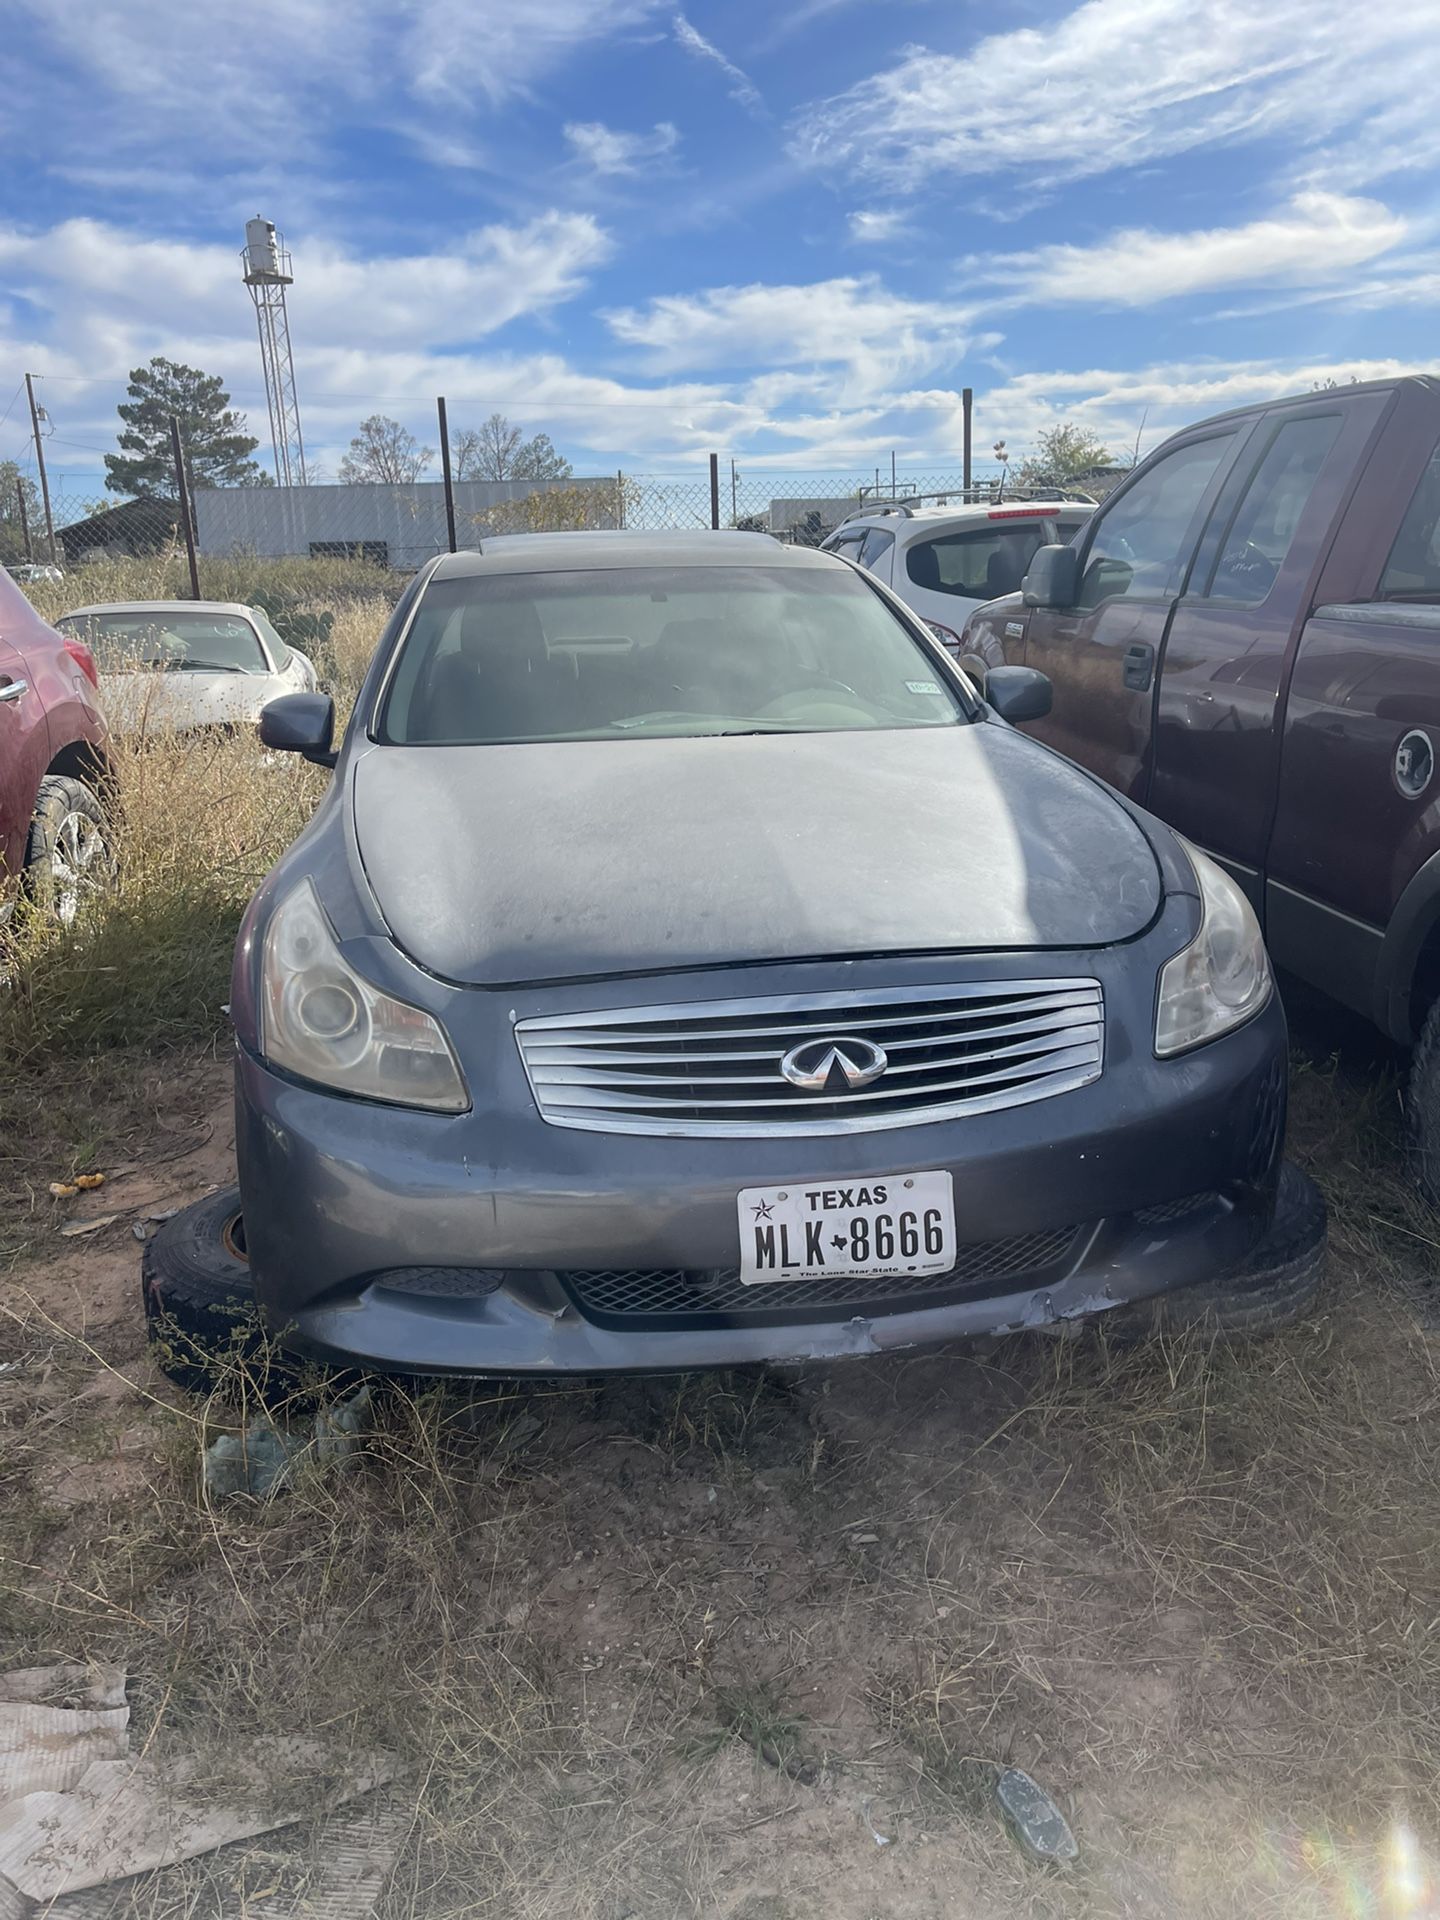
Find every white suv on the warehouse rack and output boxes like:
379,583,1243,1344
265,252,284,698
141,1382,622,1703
822,493,1094,655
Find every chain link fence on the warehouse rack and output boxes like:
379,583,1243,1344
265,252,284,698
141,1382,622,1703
10,396,1030,599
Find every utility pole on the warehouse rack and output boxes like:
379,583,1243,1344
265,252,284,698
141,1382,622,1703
730,458,738,526
15,478,32,563
962,387,973,492
25,374,57,567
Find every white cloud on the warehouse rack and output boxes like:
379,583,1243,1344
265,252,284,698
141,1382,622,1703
849,209,913,245
672,12,765,113
564,121,680,175
604,275,977,391
974,192,1409,308
792,0,1440,191
5,0,666,171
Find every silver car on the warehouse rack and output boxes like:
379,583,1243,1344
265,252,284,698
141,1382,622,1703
145,532,1325,1382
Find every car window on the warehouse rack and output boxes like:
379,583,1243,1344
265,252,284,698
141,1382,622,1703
379,564,971,746
906,526,1041,601
1077,435,1235,610
825,531,866,560
1205,414,1341,602
857,527,895,577
1379,440,1440,600
58,612,268,673
250,607,293,671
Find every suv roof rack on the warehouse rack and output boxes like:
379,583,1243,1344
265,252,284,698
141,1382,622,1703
835,485,1096,530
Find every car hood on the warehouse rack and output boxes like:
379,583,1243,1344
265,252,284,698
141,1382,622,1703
350,725,1162,987
99,670,281,732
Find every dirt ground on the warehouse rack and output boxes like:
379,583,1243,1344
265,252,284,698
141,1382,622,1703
3,1004,1439,1920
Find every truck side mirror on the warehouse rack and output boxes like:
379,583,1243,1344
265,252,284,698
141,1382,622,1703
259,691,337,768
1023,545,1079,610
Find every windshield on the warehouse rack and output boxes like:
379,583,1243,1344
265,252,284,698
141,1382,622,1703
379,564,970,745
58,612,267,673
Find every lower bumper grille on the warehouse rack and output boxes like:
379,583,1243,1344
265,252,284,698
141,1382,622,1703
559,1224,1082,1326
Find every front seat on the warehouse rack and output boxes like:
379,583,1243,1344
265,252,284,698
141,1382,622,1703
419,598,557,740
985,546,1025,598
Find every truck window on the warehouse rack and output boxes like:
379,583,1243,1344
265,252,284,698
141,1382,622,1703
1077,434,1234,609
1206,413,1341,603
906,525,1041,600
1379,442,1440,600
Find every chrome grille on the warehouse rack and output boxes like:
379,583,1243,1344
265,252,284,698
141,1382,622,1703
516,980,1103,1137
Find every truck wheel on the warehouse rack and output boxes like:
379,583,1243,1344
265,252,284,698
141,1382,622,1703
1107,1163,1327,1340
142,1188,273,1397
25,776,111,925
1409,999,1440,1210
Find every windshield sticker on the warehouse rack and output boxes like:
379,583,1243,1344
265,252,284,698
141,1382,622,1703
906,680,941,695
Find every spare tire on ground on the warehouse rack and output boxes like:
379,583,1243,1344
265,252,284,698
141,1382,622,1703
141,1187,280,1397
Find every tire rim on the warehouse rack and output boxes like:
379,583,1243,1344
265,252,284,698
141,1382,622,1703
50,811,108,926
221,1212,249,1262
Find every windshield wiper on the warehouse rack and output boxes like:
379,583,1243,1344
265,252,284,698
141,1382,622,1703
175,661,248,673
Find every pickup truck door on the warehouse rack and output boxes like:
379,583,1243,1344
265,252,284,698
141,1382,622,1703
1147,396,1389,898
0,635,44,890
1265,418,1440,1030
1021,429,1244,799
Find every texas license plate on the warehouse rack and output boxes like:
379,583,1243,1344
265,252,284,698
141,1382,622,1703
737,1172,955,1286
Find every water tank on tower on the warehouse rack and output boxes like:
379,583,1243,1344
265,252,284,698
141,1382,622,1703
243,218,290,286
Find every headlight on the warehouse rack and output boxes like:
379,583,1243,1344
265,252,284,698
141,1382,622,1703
260,880,468,1111
1155,847,1272,1057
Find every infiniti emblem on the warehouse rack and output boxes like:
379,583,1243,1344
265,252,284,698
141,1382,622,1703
779,1035,889,1094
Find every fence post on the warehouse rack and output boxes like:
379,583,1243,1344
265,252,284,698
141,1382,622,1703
709,453,720,530
617,471,625,530
15,478,32,564
169,416,201,600
436,396,457,552
962,387,973,491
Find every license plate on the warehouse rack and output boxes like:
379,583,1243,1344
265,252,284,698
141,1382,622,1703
737,1172,955,1286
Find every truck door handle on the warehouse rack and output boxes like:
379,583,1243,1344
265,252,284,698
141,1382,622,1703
0,677,28,704
1122,643,1154,693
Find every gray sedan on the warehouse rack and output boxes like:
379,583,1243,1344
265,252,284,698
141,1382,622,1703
195,532,1321,1378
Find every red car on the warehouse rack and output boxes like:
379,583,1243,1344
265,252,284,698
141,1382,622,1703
0,567,112,925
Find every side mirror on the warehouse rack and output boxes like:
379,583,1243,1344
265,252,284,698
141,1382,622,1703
1022,544,1079,610
986,665,1053,724
259,691,337,767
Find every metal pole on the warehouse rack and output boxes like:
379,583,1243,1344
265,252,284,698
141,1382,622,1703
891,449,897,499
731,458,738,526
709,453,720,531
15,478,32,563
25,375,57,567
962,387,973,492
617,470,625,530
169,416,200,600
436,396,457,552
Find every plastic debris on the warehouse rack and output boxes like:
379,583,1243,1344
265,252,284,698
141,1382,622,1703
58,1216,117,1239
131,1222,149,1243
859,1796,894,1847
48,1182,78,1199
0,1664,398,1920
74,1175,105,1192
203,1385,373,1500
995,1767,1078,1866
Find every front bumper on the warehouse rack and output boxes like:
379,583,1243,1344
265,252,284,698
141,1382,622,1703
234,956,1289,1376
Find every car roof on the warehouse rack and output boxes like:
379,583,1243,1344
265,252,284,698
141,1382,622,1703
60,600,262,620
429,530,826,578
837,502,1092,536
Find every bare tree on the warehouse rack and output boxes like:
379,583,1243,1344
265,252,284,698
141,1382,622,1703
338,415,433,485
453,413,572,482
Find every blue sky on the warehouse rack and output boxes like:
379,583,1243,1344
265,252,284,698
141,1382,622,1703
2,0,1438,502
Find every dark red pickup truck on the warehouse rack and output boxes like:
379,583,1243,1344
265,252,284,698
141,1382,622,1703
959,375,1440,1197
